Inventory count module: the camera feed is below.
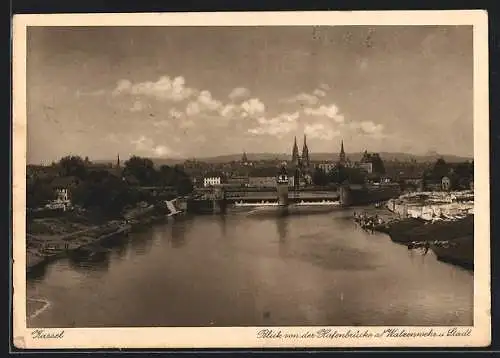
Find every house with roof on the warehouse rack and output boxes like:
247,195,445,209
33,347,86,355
47,176,81,210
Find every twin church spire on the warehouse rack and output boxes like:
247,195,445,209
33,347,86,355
291,135,310,168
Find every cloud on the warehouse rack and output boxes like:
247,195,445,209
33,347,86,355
219,98,266,119
319,83,331,91
131,135,178,157
241,98,265,116
304,104,345,123
220,104,237,118
313,89,327,97
153,145,172,157
112,79,132,96
169,108,183,119
248,112,299,137
228,87,251,100
186,101,201,116
285,93,319,106
76,89,106,97
359,121,384,135
348,121,385,137
112,75,196,102
304,123,340,140
130,100,145,112
185,90,223,117
197,90,222,111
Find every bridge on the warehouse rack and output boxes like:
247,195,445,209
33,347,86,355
191,187,340,202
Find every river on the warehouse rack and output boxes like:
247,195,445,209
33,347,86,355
26,208,473,327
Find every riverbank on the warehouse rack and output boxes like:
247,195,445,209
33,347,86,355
26,201,184,275
353,198,474,271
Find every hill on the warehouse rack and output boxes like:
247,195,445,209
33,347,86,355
92,152,472,166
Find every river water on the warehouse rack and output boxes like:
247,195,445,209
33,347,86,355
27,208,473,327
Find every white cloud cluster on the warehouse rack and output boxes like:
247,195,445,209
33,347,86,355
285,84,331,107
217,98,265,119
285,93,319,106
241,98,265,116
304,104,345,123
304,123,340,140
248,112,299,137
313,89,327,97
131,135,177,157
228,87,251,100
350,121,384,136
185,90,223,116
112,75,196,102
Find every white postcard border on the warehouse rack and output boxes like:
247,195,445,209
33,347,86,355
12,10,490,349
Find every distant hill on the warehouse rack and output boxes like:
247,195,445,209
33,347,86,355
92,151,473,166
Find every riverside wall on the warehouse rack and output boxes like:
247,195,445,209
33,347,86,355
342,184,402,207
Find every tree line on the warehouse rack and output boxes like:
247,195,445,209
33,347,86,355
27,155,194,217
311,165,368,186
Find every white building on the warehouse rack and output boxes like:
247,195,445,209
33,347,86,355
204,176,222,187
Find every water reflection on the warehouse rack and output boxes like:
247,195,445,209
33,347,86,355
276,217,288,242
27,263,48,281
68,248,111,273
112,239,130,261
170,221,186,248
276,217,289,257
218,215,227,237
130,232,154,255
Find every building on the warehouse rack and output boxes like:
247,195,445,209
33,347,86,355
248,167,278,188
301,134,310,168
359,150,385,175
203,172,224,187
441,176,452,191
226,176,250,187
240,151,253,166
291,136,300,167
338,140,346,166
289,135,312,188
357,162,373,174
317,162,336,173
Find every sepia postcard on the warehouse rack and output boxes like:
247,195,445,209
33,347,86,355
12,10,490,349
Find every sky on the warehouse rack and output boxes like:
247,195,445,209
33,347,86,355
26,25,473,164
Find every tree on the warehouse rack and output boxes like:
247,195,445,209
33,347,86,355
312,167,328,186
345,167,367,185
72,170,142,217
432,158,449,180
371,154,386,175
59,155,87,179
26,176,56,208
123,156,157,186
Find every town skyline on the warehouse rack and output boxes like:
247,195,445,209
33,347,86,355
27,25,473,164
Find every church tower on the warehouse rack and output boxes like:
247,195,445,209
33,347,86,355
291,136,300,166
241,151,248,164
276,163,289,215
339,140,346,166
116,154,121,168
301,134,310,169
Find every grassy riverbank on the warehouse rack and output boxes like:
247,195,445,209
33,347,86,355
26,204,176,274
